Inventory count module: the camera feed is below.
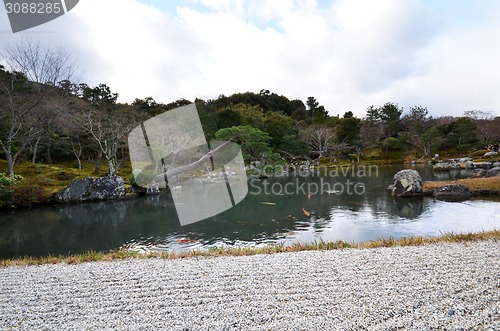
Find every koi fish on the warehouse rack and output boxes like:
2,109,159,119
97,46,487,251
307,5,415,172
175,238,197,243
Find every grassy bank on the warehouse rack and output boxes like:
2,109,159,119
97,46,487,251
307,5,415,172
424,176,500,192
1,230,498,267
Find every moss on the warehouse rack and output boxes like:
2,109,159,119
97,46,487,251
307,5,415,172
0,161,134,208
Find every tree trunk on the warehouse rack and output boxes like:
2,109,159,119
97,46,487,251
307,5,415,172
94,149,102,174
71,140,83,170
32,137,41,163
153,140,233,183
45,142,53,164
6,153,14,176
108,158,117,177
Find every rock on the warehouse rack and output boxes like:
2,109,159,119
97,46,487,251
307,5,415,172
391,170,423,197
485,167,500,178
493,162,500,168
484,151,498,157
56,176,125,203
433,161,461,171
457,158,473,169
433,184,471,201
422,189,434,196
475,189,499,195
145,182,160,195
129,185,146,195
470,162,490,169
468,169,487,178
124,192,139,199
56,177,93,203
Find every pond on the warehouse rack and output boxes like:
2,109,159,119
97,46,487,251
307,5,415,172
0,165,499,258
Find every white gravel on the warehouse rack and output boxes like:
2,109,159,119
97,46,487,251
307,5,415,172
1,241,499,330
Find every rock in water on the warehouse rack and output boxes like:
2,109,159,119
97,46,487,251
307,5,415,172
433,161,461,171
469,168,487,178
485,167,500,178
433,184,471,201
56,176,126,203
145,182,160,195
391,170,423,197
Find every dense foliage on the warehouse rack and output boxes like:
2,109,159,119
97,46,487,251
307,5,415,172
1,43,499,178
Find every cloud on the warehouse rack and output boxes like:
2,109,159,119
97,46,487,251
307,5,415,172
0,0,499,117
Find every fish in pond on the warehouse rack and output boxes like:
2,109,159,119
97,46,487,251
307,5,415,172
302,208,311,217
175,238,197,243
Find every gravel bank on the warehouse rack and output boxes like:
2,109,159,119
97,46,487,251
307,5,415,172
1,241,499,330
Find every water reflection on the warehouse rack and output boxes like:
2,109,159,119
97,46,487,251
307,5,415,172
0,165,498,258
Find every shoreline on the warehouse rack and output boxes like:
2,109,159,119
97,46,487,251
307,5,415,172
1,229,498,267
1,160,499,210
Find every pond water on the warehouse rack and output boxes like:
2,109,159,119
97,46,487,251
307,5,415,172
0,165,499,258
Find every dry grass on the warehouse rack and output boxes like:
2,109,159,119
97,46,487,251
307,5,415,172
424,176,500,192
1,230,498,267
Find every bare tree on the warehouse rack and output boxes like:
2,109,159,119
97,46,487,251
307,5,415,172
69,90,140,176
301,125,336,159
2,37,76,89
0,66,43,174
463,110,495,121
475,118,500,143
0,39,76,174
464,111,500,144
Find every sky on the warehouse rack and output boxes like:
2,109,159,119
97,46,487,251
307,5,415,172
1,0,499,117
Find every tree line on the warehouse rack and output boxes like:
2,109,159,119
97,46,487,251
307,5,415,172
1,40,499,177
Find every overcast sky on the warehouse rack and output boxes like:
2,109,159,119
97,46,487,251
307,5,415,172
1,0,499,117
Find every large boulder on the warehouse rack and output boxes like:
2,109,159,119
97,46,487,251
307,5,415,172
391,170,423,197
433,184,471,201
485,167,500,178
468,168,487,178
471,162,491,169
458,158,474,169
56,176,126,203
433,161,461,171
484,151,498,157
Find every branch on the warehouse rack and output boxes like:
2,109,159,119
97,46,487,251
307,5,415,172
153,139,233,183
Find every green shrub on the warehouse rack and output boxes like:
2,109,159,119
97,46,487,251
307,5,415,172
0,173,23,208
12,178,51,207
0,172,23,186
129,172,138,187
0,186,13,208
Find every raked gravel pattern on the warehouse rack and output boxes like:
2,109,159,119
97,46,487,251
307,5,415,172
0,241,499,330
